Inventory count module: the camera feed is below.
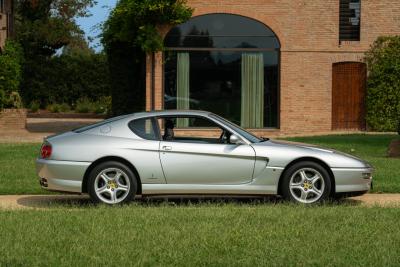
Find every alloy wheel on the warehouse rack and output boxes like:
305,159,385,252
289,168,325,204
94,168,131,204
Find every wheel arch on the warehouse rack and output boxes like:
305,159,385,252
82,156,142,195
277,157,335,196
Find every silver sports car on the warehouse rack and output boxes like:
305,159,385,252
36,110,373,205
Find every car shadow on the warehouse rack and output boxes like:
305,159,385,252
16,194,363,209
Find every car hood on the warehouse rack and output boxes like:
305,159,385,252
252,139,372,168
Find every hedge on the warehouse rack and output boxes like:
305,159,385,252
365,36,400,131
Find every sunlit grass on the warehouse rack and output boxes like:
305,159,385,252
0,202,399,266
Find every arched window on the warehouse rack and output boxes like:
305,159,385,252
164,14,280,128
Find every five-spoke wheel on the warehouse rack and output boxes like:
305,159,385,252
281,161,331,204
88,161,137,204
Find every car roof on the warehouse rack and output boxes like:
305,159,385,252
131,110,212,119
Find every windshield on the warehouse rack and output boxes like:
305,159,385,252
72,115,129,133
210,114,263,143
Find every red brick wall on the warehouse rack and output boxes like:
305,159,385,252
0,109,27,131
146,0,400,136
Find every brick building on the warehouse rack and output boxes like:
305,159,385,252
146,0,400,136
0,0,13,50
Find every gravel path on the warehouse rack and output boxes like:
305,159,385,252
0,194,400,210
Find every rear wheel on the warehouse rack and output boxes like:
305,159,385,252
281,161,331,204
88,161,137,204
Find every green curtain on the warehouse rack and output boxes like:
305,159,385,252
176,52,190,127
241,53,264,128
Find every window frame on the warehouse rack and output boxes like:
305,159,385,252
339,0,361,42
162,13,281,129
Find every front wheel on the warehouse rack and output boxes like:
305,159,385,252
281,161,332,204
88,161,137,205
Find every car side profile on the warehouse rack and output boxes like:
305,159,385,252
36,110,373,205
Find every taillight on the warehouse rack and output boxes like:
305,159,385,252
40,142,52,159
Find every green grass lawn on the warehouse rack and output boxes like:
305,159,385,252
0,134,398,195
0,202,400,266
0,143,45,195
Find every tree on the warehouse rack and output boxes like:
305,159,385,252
364,36,400,131
14,0,95,104
0,40,24,93
102,0,193,115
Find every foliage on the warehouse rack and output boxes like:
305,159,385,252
0,90,5,111
75,96,111,114
4,91,24,109
398,121,400,135
102,0,193,52
0,40,24,94
29,101,40,113
46,103,70,113
15,0,95,57
22,53,111,108
364,36,400,131
102,0,193,115
15,0,96,105
75,98,92,113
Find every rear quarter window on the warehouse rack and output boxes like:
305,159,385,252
128,118,159,140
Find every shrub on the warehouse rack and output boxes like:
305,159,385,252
365,36,400,131
46,103,62,113
29,101,40,113
59,103,71,113
398,119,400,135
4,91,23,109
20,53,111,108
93,96,112,114
75,98,93,113
0,89,5,111
0,40,23,94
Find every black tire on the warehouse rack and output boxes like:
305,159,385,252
88,161,137,205
280,161,332,204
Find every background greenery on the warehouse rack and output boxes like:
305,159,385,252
0,134,398,195
23,52,111,110
365,36,400,131
0,40,24,110
10,0,112,113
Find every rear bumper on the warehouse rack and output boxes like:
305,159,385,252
36,159,90,193
332,167,373,193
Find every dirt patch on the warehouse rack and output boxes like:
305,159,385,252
388,139,400,157
1,194,400,210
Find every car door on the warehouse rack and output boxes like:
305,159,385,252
158,116,255,185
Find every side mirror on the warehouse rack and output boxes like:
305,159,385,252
229,134,244,145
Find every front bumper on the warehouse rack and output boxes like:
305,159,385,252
332,167,373,193
36,159,91,193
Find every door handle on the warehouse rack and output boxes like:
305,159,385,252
162,146,172,151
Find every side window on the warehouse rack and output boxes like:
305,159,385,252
159,116,230,144
129,118,159,140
